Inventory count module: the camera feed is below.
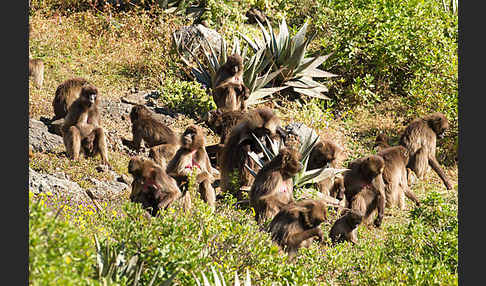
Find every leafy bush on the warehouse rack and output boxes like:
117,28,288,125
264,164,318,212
156,77,216,118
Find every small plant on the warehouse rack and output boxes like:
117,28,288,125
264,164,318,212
239,18,338,100
194,267,252,286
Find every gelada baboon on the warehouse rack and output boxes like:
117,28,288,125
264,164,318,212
399,112,453,190
219,108,285,199
377,146,420,209
128,156,182,216
307,139,345,196
204,108,246,167
62,84,110,166
122,104,178,152
268,199,327,256
329,156,386,245
343,155,386,228
212,54,249,112
329,209,362,245
250,147,303,223
52,77,90,121
29,58,44,89
166,125,216,208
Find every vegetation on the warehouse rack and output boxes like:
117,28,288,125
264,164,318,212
29,0,458,285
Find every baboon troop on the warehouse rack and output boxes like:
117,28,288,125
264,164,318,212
34,21,454,257
400,112,453,190
249,147,303,223
212,54,250,112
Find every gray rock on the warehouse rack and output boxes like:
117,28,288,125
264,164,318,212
173,24,223,56
29,119,64,153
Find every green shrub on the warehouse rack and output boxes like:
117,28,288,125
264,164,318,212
156,77,216,119
29,192,100,285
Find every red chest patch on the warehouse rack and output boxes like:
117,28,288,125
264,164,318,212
185,151,201,170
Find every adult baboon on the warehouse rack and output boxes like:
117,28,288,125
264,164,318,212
128,156,182,216
399,112,453,190
307,139,345,195
29,59,44,89
166,125,216,208
250,147,303,223
377,146,420,209
52,77,90,121
122,104,178,152
219,108,285,199
268,199,327,256
212,54,249,112
62,84,110,166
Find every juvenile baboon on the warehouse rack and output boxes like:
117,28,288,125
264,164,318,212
307,139,345,195
128,156,182,216
343,155,386,227
29,58,44,88
374,133,391,151
166,125,216,208
212,54,249,112
122,105,178,152
62,84,110,166
399,112,453,190
268,199,327,256
377,146,420,209
329,209,362,245
250,147,303,223
52,77,90,121
220,108,284,199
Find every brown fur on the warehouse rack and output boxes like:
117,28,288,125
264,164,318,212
249,147,303,223
219,108,283,199
343,155,386,228
374,133,391,151
29,58,44,89
52,78,91,121
122,105,178,152
377,146,420,209
212,54,249,112
307,139,345,195
62,84,110,166
166,125,216,208
329,209,362,244
399,112,452,190
128,157,182,216
268,199,327,257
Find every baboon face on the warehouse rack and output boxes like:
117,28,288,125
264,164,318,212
130,105,149,123
225,54,243,76
308,200,327,225
346,210,363,226
205,109,223,134
331,177,345,201
80,85,98,107
281,148,303,177
427,112,449,138
360,155,385,181
181,125,204,150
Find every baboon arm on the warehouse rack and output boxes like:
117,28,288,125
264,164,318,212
404,188,421,206
374,176,386,227
131,132,143,151
428,156,453,190
288,228,323,247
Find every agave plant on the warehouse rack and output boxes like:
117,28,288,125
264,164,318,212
194,267,252,286
239,18,338,100
94,235,176,286
173,33,286,106
246,132,348,191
